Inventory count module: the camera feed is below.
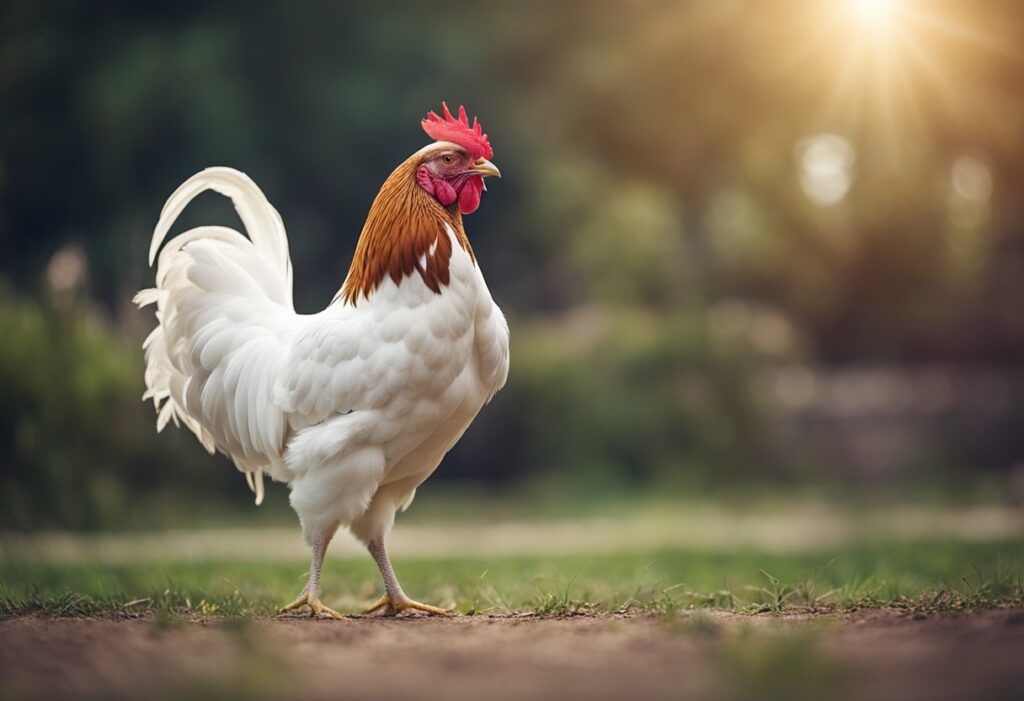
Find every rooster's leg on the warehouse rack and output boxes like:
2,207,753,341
280,531,345,620
364,538,450,616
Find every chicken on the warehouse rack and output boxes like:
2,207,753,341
135,104,509,618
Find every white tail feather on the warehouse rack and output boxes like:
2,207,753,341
138,167,297,504
149,167,293,307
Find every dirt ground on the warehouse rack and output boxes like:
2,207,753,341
2,609,1022,701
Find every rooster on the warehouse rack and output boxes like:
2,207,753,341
135,104,509,618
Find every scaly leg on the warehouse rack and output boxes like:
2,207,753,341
363,538,450,616
280,532,345,620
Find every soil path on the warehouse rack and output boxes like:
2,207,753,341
2,609,1022,701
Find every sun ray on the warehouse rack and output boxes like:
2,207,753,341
886,32,928,136
896,29,964,126
772,10,850,79
791,0,1024,154
898,3,1024,63
821,30,870,127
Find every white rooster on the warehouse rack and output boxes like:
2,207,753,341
135,104,509,618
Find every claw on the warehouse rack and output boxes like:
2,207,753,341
279,591,346,620
363,594,451,616
364,595,391,614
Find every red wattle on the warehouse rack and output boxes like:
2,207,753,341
459,175,484,215
434,178,457,206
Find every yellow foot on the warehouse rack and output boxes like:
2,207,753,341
364,594,451,616
279,591,346,620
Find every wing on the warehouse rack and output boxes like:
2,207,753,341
277,304,426,429
275,278,477,471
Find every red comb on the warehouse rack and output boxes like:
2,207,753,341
421,102,493,160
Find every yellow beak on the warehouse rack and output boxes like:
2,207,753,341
472,158,501,179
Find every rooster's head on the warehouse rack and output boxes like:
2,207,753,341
416,103,500,215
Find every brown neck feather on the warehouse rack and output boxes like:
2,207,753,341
337,154,475,306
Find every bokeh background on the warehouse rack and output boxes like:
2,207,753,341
3,0,1024,530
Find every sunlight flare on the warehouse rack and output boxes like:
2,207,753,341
847,0,899,29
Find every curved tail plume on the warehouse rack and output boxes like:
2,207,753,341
149,167,294,308
136,167,299,504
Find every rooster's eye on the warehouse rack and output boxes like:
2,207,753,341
442,154,455,165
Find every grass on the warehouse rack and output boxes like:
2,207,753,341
2,538,1022,620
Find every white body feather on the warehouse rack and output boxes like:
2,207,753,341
136,167,509,545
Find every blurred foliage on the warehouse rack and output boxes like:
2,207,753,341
2,1,1024,528
482,310,780,490
0,289,137,528
0,288,247,529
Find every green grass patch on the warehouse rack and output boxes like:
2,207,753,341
2,539,1022,620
